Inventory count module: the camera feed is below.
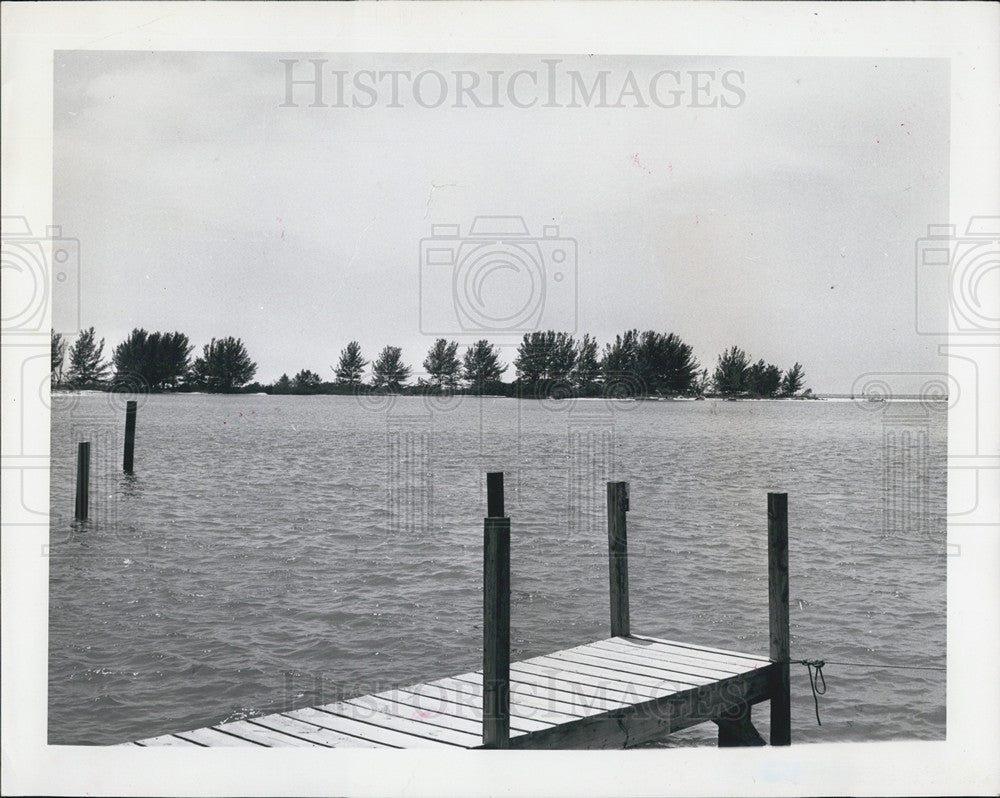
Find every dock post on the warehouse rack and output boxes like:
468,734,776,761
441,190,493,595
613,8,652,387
768,492,791,745
607,481,630,638
75,441,90,521
487,471,504,518
483,472,510,748
123,400,137,472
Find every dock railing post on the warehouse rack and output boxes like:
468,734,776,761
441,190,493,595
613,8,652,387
768,492,791,745
123,400,137,473
483,472,510,748
607,481,630,638
75,441,90,521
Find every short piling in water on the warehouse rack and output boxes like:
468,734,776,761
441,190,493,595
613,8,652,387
768,492,791,745
75,441,90,521
123,400,137,473
607,481,630,638
482,471,510,748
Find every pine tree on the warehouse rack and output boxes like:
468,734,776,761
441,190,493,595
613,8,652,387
781,363,806,396
371,346,411,391
695,368,710,396
66,327,110,387
112,328,192,390
602,330,640,383
51,329,67,385
573,334,601,391
712,345,750,396
514,331,576,395
746,359,782,397
333,341,368,385
293,369,322,392
462,340,507,392
273,373,292,394
422,339,461,388
635,331,700,394
191,337,257,392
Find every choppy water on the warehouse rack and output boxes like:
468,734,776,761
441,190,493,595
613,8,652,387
48,393,946,746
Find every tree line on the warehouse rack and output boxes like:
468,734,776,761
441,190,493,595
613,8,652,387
51,327,257,393
51,327,809,398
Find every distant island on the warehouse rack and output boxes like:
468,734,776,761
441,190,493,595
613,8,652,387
50,327,810,401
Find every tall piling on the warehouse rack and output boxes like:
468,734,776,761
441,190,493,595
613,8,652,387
483,471,510,748
75,441,90,521
768,492,791,745
607,481,631,638
123,400,137,473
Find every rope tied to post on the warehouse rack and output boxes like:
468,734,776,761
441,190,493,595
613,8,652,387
794,659,826,725
785,657,946,727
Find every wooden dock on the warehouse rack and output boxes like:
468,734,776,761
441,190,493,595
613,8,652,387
127,476,791,749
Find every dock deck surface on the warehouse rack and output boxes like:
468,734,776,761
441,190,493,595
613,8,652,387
129,634,774,749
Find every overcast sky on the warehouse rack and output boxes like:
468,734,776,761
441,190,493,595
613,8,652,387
53,52,949,393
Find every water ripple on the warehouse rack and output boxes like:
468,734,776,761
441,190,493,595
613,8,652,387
49,395,945,746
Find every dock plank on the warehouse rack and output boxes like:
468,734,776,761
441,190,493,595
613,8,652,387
628,635,771,666
454,671,629,715
136,733,205,747
286,706,460,748
541,649,718,687
511,661,668,704
416,670,614,720
590,639,749,676
394,674,565,731
368,687,493,736
376,685,549,736
175,727,263,747
214,719,326,747
434,674,596,725
337,696,484,746
507,681,625,715
505,671,632,712
523,654,695,693
447,674,603,722
252,712,388,748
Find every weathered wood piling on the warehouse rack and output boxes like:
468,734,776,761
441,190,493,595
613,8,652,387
123,400,137,473
74,441,90,521
483,471,511,748
768,491,791,745
606,480,630,638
